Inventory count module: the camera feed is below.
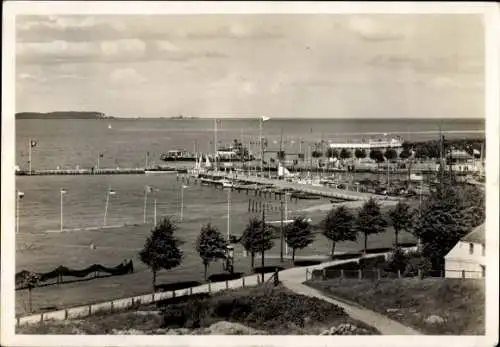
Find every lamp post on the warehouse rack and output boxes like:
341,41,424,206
16,190,24,234
226,244,234,274
60,188,67,232
103,189,116,227
143,186,149,224
180,184,188,222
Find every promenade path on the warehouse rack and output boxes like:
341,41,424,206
278,265,421,335
17,251,421,335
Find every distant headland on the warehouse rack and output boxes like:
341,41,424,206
16,112,113,120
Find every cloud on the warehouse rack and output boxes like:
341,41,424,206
346,16,404,41
109,67,147,84
17,38,225,65
100,39,146,57
368,54,483,74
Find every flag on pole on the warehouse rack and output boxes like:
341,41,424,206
17,191,25,198
30,139,38,148
262,116,270,122
108,190,116,195
60,188,67,194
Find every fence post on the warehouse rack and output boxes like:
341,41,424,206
340,269,344,279
208,281,212,293
88,305,92,316
110,301,114,313
322,268,326,280
377,268,381,280
462,270,465,279
131,297,134,307
189,287,193,295
17,317,20,327
358,269,362,280
172,290,176,298
64,309,68,320
225,280,229,289
417,269,422,279
40,313,44,322
397,270,401,278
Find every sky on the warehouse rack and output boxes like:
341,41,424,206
15,14,485,118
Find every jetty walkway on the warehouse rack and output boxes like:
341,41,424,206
196,172,400,202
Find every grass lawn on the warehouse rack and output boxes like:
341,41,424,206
306,278,485,335
17,284,380,335
15,194,416,316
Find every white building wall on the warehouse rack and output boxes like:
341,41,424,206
445,241,485,278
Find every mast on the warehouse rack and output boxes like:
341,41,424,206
214,118,218,170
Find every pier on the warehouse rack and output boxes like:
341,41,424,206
192,171,400,202
16,168,147,176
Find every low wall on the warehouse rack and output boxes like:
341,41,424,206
16,273,270,327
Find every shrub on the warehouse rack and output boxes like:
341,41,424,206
384,248,408,273
252,266,284,274
208,272,243,282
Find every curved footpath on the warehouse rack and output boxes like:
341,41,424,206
17,251,421,335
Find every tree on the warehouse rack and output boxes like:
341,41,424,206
326,148,339,159
196,223,227,281
356,198,388,253
412,181,485,271
139,217,183,290
384,148,398,161
240,217,274,268
285,216,315,262
388,201,414,247
312,150,323,158
339,148,351,160
322,206,357,258
369,149,385,163
354,149,367,159
399,149,412,160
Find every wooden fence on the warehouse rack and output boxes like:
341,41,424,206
16,272,274,327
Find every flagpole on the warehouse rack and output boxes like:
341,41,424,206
227,188,231,240
16,191,23,234
143,188,148,224
259,118,263,174
97,153,100,171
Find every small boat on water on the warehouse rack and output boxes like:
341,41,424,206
220,179,234,189
145,166,178,174
410,173,424,182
